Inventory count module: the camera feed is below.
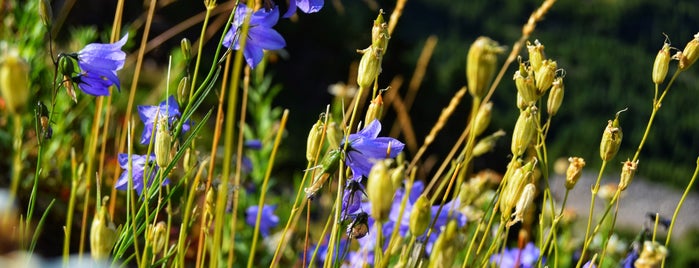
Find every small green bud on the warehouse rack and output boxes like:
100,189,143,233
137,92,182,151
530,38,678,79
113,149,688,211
389,163,405,191
90,197,118,260
181,38,191,62
183,147,198,175
154,116,172,168
472,101,493,137
177,76,189,109
59,53,77,76
326,120,343,150
0,53,30,114
546,77,564,116
306,117,325,162
679,33,699,71
466,37,504,99
565,157,585,190
527,40,545,72
473,130,505,157
409,195,431,236
364,94,384,126
511,106,537,157
535,59,557,94
514,69,538,105
39,0,53,27
149,221,167,254
357,47,381,89
618,159,638,191
600,109,625,162
652,41,671,84
366,159,397,222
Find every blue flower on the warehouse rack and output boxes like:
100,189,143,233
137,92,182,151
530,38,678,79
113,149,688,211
343,120,405,178
223,4,286,69
489,242,542,268
283,0,324,18
246,204,280,237
137,95,191,145
115,153,169,196
341,178,366,219
621,247,640,268
75,34,128,96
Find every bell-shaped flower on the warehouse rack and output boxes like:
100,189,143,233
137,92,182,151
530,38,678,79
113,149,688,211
343,119,405,178
223,4,286,69
283,0,324,18
74,34,128,96
245,204,280,237
115,153,169,196
137,95,191,145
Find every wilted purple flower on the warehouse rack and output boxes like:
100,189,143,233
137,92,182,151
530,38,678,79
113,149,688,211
223,4,286,69
115,153,169,196
75,34,128,96
246,204,279,237
489,242,542,268
137,95,190,145
343,120,405,178
283,0,324,18
341,178,366,219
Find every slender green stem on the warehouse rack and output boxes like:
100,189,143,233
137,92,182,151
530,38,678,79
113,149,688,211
632,70,680,162
577,160,607,267
9,115,22,203
661,157,699,268
63,149,79,265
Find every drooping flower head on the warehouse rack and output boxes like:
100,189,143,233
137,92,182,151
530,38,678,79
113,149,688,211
245,204,280,237
489,242,542,268
283,0,324,18
343,120,405,178
115,153,169,196
60,34,128,97
223,4,286,69
137,95,191,145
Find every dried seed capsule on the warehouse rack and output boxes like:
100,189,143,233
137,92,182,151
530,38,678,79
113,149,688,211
679,33,699,71
652,41,671,84
546,77,564,116
371,11,390,56
634,241,668,268
0,53,30,114
364,93,384,126
473,130,506,157
366,159,397,222
500,158,535,217
409,195,431,236
565,157,585,190
466,37,503,99
511,106,537,157
599,109,625,162
357,47,381,89
514,69,538,105
306,117,325,162
326,120,343,150
473,101,493,137
428,221,458,268
90,197,118,260
618,159,638,191
535,59,557,94
508,183,536,227
527,40,545,71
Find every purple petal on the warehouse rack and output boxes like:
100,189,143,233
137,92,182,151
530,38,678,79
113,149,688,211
251,6,280,28
282,0,297,18
297,0,324,13
243,42,265,69
248,27,286,50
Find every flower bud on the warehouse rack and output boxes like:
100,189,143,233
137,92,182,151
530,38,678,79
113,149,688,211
634,241,668,268
599,109,625,162
527,40,545,71
0,53,30,114
59,53,77,76
652,41,671,84
39,0,53,27
154,116,172,168
679,33,699,71
511,106,537,157
514,69,538,105
508,183,535,227
149,221,167,254
357,47,381,89
409,195,431,236
500,158,535,217
364,93,384,126
535,59,557,94
389,163,405,191
473,130,505,157
618,159,638,191
306,117,324,162
466,37,504,99
565,157,585,190
326,120,343,150
371,11,390,56
546,77,564,116
473,102,493,137
91,197,118,260
177,76,189,109
181,38,191,62
366,159,397,222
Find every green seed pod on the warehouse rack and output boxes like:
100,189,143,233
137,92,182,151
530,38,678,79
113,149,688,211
366,159,396,222
150,221,167,254
565,157,585,190
177,76,189,109
181,38,192,62
546,77,564,116
652,42,671,84
511,106,537,158
473,130,506,157
599,110,625,162
39,0,53,27
409,195,431,236
306,117,325,162
389,163,405,191
357,47,381,89
59,54,77,76
618,159,638,191
514,69,538,105
679,33,699,71
326,120,343,150
500,159,535,217
90,197,118,260
527,40,545,72
535,59,557,94
473,102,493,137
154,116,172,168
364,94,384,126
0,53,30,114
183,147,197,175
466,37,503,99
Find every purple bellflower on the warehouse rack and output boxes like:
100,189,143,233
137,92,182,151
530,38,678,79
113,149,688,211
246,204,280,237
75,34,128,96
489,242,542,268
343,120,405,178
115,153,169,196
137,95,190,145
223,4,286,69
283,0,324,18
